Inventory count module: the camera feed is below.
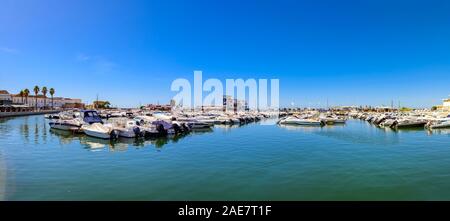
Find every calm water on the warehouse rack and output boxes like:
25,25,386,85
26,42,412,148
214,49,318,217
1,115,449,200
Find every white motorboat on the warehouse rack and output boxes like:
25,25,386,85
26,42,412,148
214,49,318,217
177,118,212,129
320,115,346,124
82,123,118,139
114,120,143,138
379,119,396,127
430,120,450,129
278,116,323,126
392,117,427,129
428,117,450,129
49,118,82,131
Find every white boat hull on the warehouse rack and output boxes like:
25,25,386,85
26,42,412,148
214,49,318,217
84,130,111,139
50,123,80,131
430,121,450,129
117,129,136,138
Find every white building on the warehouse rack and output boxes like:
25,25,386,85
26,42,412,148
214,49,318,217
443,96,450,108
0,90,12,105
11,94,82,109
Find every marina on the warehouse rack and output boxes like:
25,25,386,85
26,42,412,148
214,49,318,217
1,108,449,200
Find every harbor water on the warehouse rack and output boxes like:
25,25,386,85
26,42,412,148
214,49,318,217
1,115,449,200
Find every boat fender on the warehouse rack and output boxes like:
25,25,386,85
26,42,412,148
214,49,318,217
133,126,141,137
110,129,119,140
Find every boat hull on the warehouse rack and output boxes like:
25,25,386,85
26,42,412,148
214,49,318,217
49,122,80,131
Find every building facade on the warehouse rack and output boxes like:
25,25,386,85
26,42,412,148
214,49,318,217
11,94,82,109
444,98,450,108
0,90,12,105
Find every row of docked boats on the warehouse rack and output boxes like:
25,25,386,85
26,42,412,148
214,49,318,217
349,111,450,129
48,110,270,140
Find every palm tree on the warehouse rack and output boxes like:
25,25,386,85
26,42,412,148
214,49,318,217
24,89,30,105
49,88,55,110
19,90,24,104
33,86,40,110
104,101,111,109
42,86,48,109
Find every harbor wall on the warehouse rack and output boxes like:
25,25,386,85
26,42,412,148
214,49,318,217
0,110,60,118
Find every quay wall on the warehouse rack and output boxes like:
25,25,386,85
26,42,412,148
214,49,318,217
0,110,60,118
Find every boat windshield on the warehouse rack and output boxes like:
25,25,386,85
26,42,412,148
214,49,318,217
84,111,99,118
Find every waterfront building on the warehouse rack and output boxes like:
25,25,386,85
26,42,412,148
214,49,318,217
443,97,450,108
0,90,12,105
11,93,83,109
434,95,450,111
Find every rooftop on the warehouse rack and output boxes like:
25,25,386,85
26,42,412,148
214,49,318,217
0,90,10,95
12,94,47,98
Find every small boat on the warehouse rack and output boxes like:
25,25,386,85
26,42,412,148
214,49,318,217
278,116,323,126
45,114,60,119
114,120,144,138
428,116,450,129
49,119,82,132
177,118,212,129
82,123,119,139
430,120,450,129
379,119,396,127
152,120,176,135
320,115,346,125
392,118,427,129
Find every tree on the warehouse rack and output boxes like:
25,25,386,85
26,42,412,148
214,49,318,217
93,100,111,109
33,86,40,110
49,88,55,109
42,86,48,109
23,89,30,105
19,90,24,104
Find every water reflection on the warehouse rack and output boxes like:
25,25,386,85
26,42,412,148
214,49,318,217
48,127,214,151
279,121,401,145
49,129,83,145
427,128,450,136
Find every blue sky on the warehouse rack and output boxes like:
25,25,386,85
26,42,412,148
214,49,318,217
1,0,449,108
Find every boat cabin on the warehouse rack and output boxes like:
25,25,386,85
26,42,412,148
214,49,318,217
80,110,103,124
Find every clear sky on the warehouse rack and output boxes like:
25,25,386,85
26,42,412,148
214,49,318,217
1,0,449,108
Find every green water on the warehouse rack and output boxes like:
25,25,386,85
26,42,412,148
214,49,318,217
0,115,449,200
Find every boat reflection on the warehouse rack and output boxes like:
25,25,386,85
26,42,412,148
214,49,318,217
427,128,450,135
49,128,83,145
278,124,324,132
